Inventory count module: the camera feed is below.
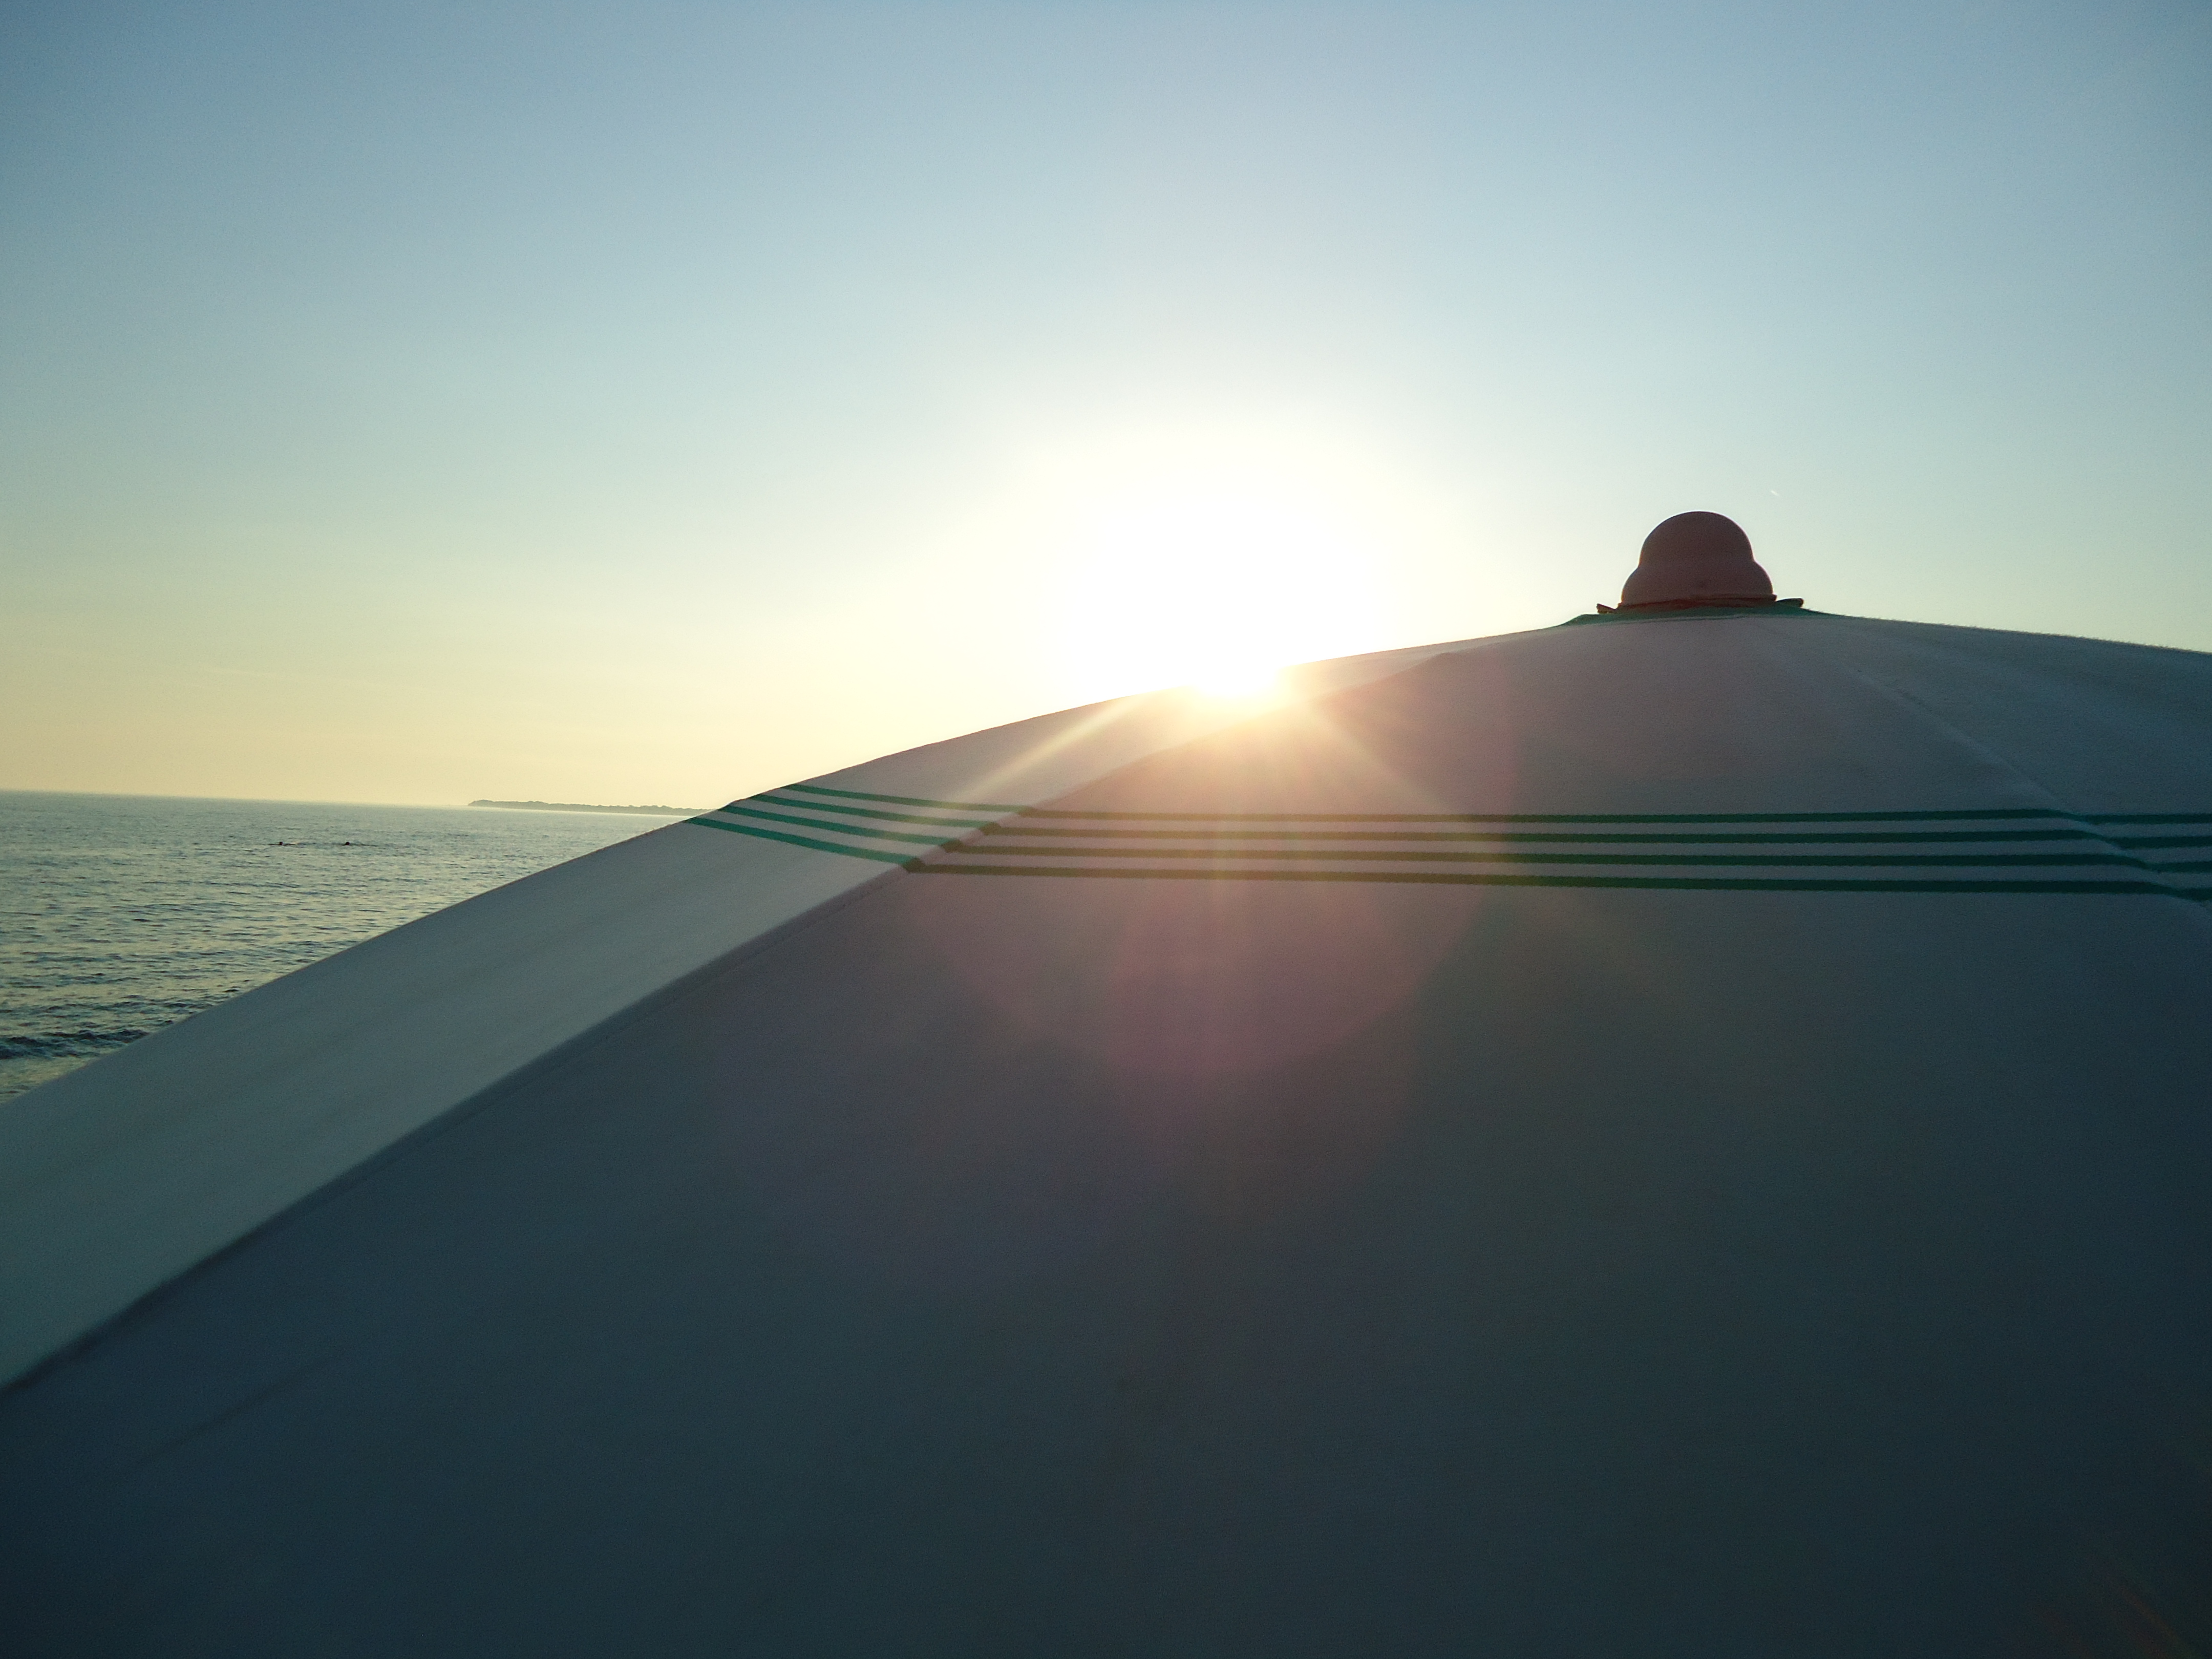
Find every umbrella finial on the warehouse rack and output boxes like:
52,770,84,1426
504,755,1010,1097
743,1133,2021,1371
1615,512,1777,611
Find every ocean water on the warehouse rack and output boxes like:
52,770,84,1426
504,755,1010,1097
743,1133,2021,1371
0,792,683,1105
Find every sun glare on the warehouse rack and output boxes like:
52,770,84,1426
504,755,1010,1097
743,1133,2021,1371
1046,457,1393,705
1191,660,1282,699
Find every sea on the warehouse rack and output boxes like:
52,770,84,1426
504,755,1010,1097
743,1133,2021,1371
0,791,686,1105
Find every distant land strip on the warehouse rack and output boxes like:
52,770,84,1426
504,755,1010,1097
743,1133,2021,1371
469,799,701,816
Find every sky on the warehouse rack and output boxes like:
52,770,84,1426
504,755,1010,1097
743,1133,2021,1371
3,0,2208,808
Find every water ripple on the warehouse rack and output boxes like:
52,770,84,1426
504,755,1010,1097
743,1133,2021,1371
0,792,678,1104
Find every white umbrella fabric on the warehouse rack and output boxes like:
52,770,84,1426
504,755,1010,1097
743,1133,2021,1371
4,525,2210,1654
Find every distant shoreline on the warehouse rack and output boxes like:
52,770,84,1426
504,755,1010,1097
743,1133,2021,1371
469,800,701,816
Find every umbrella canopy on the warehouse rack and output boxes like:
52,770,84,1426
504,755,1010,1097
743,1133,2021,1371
5,535,2211,1655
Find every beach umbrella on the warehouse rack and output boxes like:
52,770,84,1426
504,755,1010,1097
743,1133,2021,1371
4,515,2210,1655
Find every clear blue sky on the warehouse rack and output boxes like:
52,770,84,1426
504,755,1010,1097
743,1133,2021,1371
4,1,2207,805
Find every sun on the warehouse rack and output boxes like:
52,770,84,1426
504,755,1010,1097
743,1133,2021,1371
1190,658,1282,699
1051,470,1387,703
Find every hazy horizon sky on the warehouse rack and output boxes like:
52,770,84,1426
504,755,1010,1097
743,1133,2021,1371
5,1,2208,807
